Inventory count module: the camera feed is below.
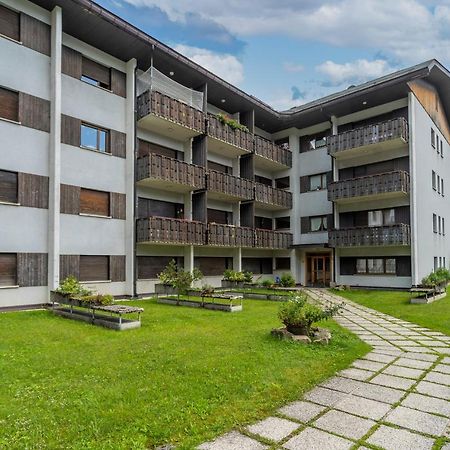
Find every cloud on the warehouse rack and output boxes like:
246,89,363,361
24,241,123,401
291,86,305,100
316,59,394,86
173,44,244,85
283,62,304,73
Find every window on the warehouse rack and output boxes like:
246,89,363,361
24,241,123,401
441,140,444,158
437,175,441,194
255,175,272,186
208,161,232,174
434,257,438,271
194,257,232,276
242,258,273,274
208,208,231,225
368,209,395,227
443,217,445,236
439,216,442,235
275,216,290,230
436,136,440,154
275,257,290,270
0,169,18,204
137,256,183,280
367,259,384,274
79,255,109,282
309,173,327,191
309,136,327,150
0,4,20,42
355,258,396,275
442,178,445,197
431,128,436,148
0,87,19,122
255,216,273,230
81,57,110,90
356,259,367,274
433,213,437,233
80,188,110,217
310,215,327,232
0,253,17,286
385,259,396,274
432,171,436,190
81,124,109,153
444,257,446,268
275,176,290,189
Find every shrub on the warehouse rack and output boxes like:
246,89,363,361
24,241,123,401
159,262,203,301
261,278,274,288
421,267,450,289
223,270,245,282
243,271,253,283
158,259,178,285
55,276,91,297
279,273,296,287
278,292,342,335
216,113,249,132
77,294,114,306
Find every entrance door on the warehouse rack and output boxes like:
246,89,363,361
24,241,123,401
308,255,331,286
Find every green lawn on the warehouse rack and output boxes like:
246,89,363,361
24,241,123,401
332,288,450,336
0,299,368,449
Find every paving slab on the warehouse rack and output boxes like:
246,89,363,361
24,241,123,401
434,363,450,374
416,380,450,400
424,371,450,386
197,431,268,450
385,405,450,436
334,394,392,420
283,427,353,450
320,376,361,394
401,392,450,417
278,401,325,423
363,352,398,364
338,367,374,381
304,387,348,407
394,357,434,370
443,357,450,365
400,346,436,353
382,364,425,379
246,417,299,442
352,359,387,372
370,373,416,390
366,424,434,450
441,444,450,450
351,382,404,404
403,352,439,362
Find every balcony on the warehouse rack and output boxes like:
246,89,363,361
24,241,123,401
254,229,293,249
327,117,409,159
328,171,410,203
136,217,205,245
254,184,293,210
207,223,254,247
137,90,205,140
137,154,205,192
207,170,254,201
254,136,292,169
329,224,411,247
206,114,254,157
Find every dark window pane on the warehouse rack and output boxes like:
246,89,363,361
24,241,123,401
0,253,16,286
0,169,18,203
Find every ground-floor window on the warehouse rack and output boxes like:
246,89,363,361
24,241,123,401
0,253,17,286
242,258,273,274
137,256,184,280
275,257,290,270
341,256,411,276
194,257,232,276
79,255,110,282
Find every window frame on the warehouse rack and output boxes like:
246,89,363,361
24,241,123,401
433,213,437,233
355,257,396,276
432,170,436,190
80,123,110,154
310,215,327,232
309,173,327,191
431,128,436,148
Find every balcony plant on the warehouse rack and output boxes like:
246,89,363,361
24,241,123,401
216,113,249,132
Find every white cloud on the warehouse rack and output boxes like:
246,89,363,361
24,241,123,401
173,44,244,85
316,59,394,86
283,62,304,73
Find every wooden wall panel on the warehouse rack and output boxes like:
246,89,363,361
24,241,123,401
194,257,232,276
60,184,80,215
0,253,17,286
0,4,19,41
111,192,126,220
17,253,47,287
240,201,254,228
79,255,109,281
82,57,110,86
138,139,177,159
20,13,50,56
60,255,80,280
61,114,81,146
110,129,126,158
19,93,50,132
80,188,110,216
240,153,254,180
62,45,82,79
192,135,207,166
137,256,184,280
0,169,18,203
0,87,19,122
18,173,49,209
110,255,126,282
111,68,126,97
192,191,207,222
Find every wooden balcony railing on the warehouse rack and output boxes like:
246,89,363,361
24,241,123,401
328,224,411,247
207,170,254,200
327,117,409,156
207,223,254,247
136,217,205,245
254,229,293,249
137,154,205,190
328,171,410,202
137,90,206,134
254,183,293,209
207,114,254,153
254,136,292,167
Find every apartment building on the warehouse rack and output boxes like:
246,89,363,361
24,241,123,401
1,0,450,308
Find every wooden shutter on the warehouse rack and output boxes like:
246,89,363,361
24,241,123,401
110,192,126,220
0,169,18,203
19,93,50,132
301,216,310,233
137,256,184,280
20,13,50,56
17,253,47,286
194,257,230,276
62,46,82,79
79,255,109,282
110,255,126,282
61,114,81,146
111,68,126,97
207,208,229,224
18,173,48,209
82,56,110,88
0,253,17,286
340,257,356,275
60,255,80,280
60,184,80,215
300,175,310,193
0,4,19,41
0,87,19,122
110,130,126,158
80,188,110,216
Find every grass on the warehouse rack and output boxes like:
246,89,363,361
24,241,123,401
332,288,450,336
0,298,369,449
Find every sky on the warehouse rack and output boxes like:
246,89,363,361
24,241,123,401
97,0,450,111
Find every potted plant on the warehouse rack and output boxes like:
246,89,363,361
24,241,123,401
221,269,246,288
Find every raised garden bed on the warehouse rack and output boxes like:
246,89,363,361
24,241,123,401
410,286,447,304
157,295,243,312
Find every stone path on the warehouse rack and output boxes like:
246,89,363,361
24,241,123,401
197,288,450,450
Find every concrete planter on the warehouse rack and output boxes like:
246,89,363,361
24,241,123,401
221,280,245,289
157,297,242,312
411,292,447,304
155,284,177,295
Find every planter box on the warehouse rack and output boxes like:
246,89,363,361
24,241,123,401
221,280,245,289
154,284,177,295
411,292,447,304
157,297,242,312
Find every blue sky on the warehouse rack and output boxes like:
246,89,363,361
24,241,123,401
97,0,450,110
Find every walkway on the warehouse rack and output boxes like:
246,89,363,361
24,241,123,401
198,288,450,450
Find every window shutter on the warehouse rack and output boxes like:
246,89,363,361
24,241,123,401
111,68,126,97
0,87,19,122
60,184,80,215
0,4,19,41
80,188,110,216
110,255,126,282
300,216,310,233
18,173,49,209
20,13,50,56
19,92,50,132
110,129,126,158
82,57,111,87
110,192,126,220
300,175,309,193
17,253,47,286
61,115,81,147
0,253,17,286
79,255,109,282
59,255,80,281
0,169,18,203
62,46,82,79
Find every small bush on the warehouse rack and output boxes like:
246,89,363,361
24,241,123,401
261,278,274,288
421,267,450,289
158,260,178,285
279,273,296,287
223,270,245,282
243,271,253,283
78,294,114,306
55,276,91,297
